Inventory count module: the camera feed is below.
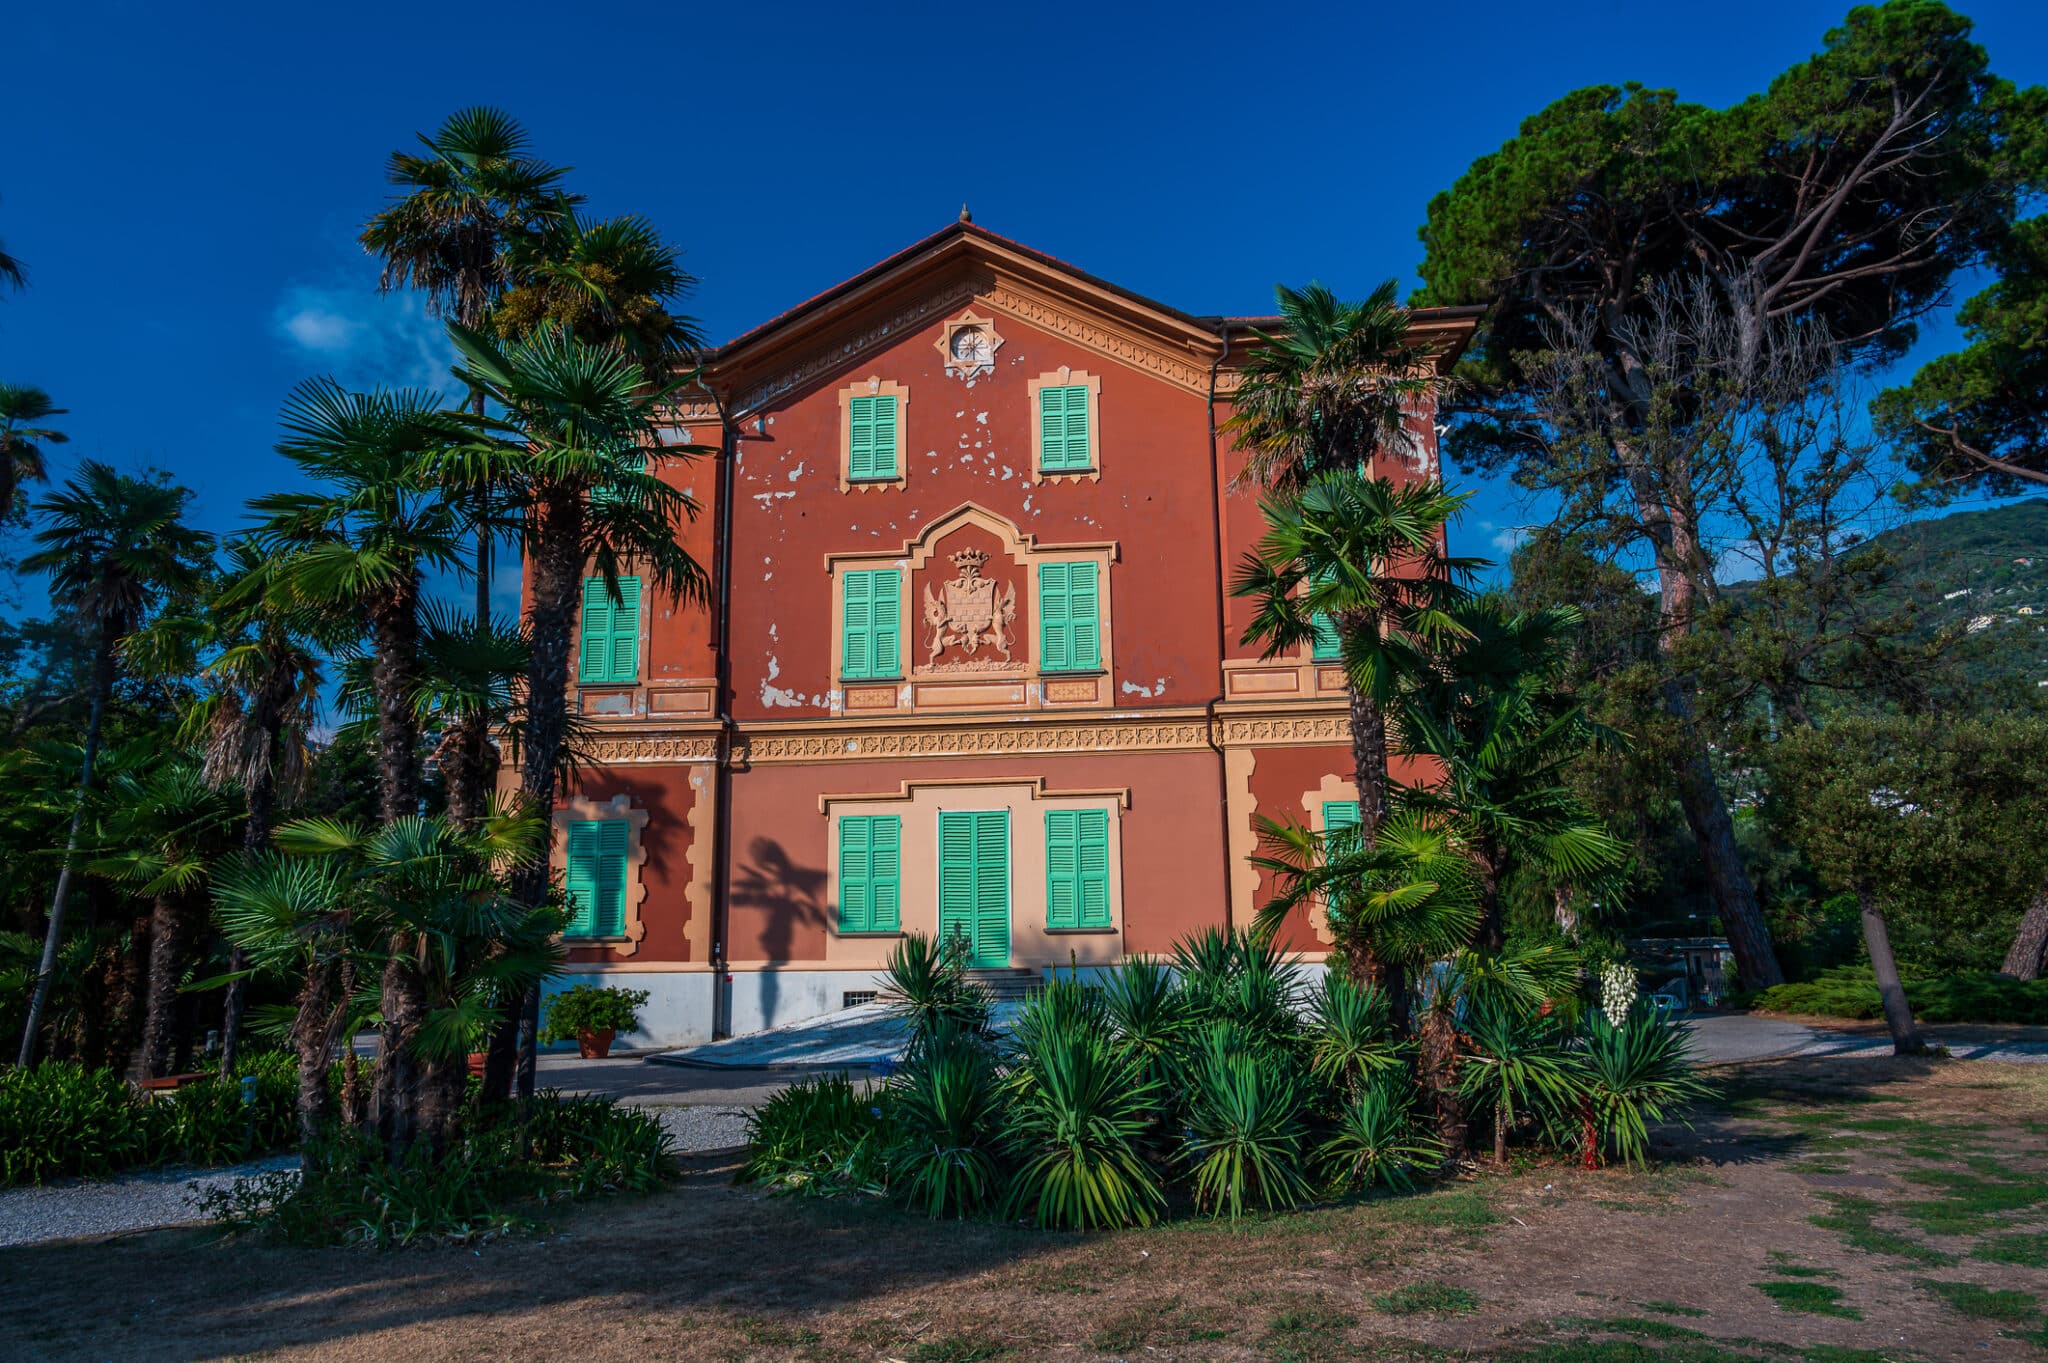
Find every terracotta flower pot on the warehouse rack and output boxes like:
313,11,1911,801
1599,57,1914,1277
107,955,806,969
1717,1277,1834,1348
577,1028,617,1059
466,1051,489,1078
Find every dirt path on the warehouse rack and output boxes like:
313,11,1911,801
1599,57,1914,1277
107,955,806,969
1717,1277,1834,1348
3,1058,2044,1363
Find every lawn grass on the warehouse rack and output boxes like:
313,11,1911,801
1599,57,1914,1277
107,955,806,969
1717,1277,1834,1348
1916,1277,2042,1323
1372,1281,1480,1316
1754,1280,1861,1318
1635,1300,1708,1318
1809,1193,1956,1265
1972,1230,2048,1267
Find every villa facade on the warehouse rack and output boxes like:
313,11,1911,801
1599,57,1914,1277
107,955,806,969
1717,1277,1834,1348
525,220,1477,1046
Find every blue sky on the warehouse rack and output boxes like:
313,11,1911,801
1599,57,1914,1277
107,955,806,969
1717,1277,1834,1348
3,0,2044,615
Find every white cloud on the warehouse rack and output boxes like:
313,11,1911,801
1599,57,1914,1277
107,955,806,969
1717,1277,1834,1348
1491,526,1529,554
273,284,452,391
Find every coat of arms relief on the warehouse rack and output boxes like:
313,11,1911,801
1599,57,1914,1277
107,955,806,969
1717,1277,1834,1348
922,548,1017,671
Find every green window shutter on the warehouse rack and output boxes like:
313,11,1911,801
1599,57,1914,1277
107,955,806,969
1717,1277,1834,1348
1323,801,1362,838
848,395,898,480
564,820,628,937
1045,809,1079,928
1310,568,1342,661
1045,808,1109,929
591,446,648,510
837,814,901,932
578,576,640,684
1039,385,1092,471
938,810,1010,967
1037,562,1100,673
842,569,902,679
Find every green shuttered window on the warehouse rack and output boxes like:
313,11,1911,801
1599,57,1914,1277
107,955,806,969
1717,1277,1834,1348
841,569,902,679
848,394,899,480
1037,561,1101,672
578,576,641,684
591,446,647,509
1323,801,1362,837
1045,808,1111,929
837,815,901,933
564,820,629,937
1310,570,1342,661
938,810,1010,968
1038,384,1092,472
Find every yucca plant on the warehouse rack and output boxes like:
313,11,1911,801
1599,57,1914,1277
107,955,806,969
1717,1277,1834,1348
1457,994,1588,1163
1577,1004,1713,1168
1318,1082,1441,1193
740,1073,890,1198
887,1023,1005,1219
1181,1025,1314,1217
1216,944,1302,1054
1307,972,1406,1096
1098,956,1190,1090
879,932,992,1055
1002,1022,1163,1230
1170,925,1239,1016
1008,973,1106,1060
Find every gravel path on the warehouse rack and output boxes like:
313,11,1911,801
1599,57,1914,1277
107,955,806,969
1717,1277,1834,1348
0,1101,753,1251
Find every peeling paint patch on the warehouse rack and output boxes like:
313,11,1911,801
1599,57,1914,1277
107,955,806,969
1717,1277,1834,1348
1120,680,1157,698
751,490,795,506
975,411,989,425
788,462,806,482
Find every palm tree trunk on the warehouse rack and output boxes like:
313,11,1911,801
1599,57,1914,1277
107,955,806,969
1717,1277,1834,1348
293,954,337,1169
2001,886,2048,981
17,633,113,1067
1418,1001,1466,1156
1857,886,1924,1056
510,489,585,1101
221,667,293,1074
140,893,192,1079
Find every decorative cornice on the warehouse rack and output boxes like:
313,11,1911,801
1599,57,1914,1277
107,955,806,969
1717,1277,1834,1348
1215,712,1352,747
984,280,1214,395
584,731,723,764
731,278,986,416
739,718,1212,765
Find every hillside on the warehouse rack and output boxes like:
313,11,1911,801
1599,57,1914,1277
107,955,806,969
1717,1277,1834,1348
1860,498,2048,691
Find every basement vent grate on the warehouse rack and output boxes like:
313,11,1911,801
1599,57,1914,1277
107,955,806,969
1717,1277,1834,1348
842,990,878,1009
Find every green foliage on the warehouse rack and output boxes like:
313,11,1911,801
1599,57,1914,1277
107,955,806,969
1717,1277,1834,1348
1001,1010,1163,1230
201,1090,676,1247
1097,955,1190,1088
879,932,993,1052
1305,972,1405,1094
1458,995,1589,1153
738,1072,889,1199
0,1054,298,1186
1372,1281,1479,1316
1181,1025,1314,1217
1753,1280,1860,1319
1579,1005,1714,1168
887,1025,1004,1220
1750,965,2048,1024
538,984,648,1044
1317,1083,1440,1194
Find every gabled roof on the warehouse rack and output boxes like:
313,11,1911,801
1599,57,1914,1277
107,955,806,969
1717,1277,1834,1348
693,220,1482,412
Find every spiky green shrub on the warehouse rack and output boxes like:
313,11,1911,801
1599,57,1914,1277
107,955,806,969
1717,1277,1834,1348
1181,1025,1314,1217
1578,1004,1714,1168
0,1061,151,1185
887,1024,1005,1219
740,1073,890,1197
1318,1083,1440,1192
1306,972,1405,1094
1457,996,1587,1161
1002,1015,1163,1230
1170,925,1240,1014
1007,974,1106,1058
879,932,992,1053
1098,956,1189,1081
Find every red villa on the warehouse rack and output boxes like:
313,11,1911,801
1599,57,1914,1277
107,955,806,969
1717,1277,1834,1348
520,220,1478,1046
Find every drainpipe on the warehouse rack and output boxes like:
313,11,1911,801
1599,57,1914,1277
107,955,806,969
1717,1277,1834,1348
707,387,740,1039
1204,326,1234,931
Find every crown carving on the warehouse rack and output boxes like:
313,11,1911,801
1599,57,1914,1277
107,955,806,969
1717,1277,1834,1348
950,548,991,570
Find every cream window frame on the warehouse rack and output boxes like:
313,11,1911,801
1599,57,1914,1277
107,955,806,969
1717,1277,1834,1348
838,377,910,493
1027,368,1103,484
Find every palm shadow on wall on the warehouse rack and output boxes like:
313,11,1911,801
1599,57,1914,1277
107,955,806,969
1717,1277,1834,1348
729,836,829,1027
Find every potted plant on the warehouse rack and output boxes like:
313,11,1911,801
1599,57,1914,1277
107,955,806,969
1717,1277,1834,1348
539,984,651,1059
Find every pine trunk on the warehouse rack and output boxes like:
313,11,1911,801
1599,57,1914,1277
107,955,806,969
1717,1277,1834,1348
1661,676,1783,989
2000,887,2048,981
1858,887,1924,1056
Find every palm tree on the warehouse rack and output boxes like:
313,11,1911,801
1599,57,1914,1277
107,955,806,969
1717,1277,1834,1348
93,760,243,1077
446,322,710,1097
128,543,326,1070
246,379,465,825
1233,473,1480,849
0,236,23,292
334,602,529,828
1397,599,1628,950
361,107,574,628
1224,281,1451,493
15,463,212,1066
494,209,704,363
0,384,66,518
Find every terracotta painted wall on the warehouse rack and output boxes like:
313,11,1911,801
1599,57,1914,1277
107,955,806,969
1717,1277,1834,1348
559,764,706,964
714,319,1223,720
723,750,1229,965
